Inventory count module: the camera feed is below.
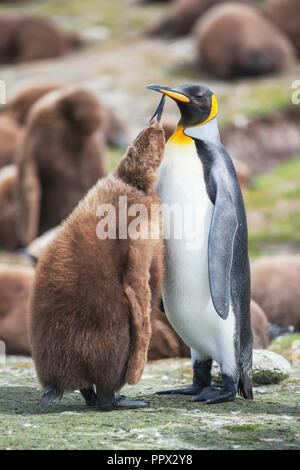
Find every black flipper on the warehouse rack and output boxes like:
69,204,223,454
238,367,254,400
208,172,238,320
40,385,63,406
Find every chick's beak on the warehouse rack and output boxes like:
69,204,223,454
147,84,190,103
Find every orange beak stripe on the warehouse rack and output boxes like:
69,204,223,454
160,89,190,103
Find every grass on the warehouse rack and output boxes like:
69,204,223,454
0,0,167,39
0,356,299,450
270,333,300,364
244,155,300,258
217,81,297,128
107,146,124,172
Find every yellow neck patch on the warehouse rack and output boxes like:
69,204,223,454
168,126,193,146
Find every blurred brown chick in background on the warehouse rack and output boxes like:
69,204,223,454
0,264,33,356
251,255,300,332
0,14,81,65
194,2,295,79
267,0,300,58
0,87,108,250
14,86,107,247
146,0,249,38
0,115,23,170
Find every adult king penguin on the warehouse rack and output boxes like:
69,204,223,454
148,83,253,403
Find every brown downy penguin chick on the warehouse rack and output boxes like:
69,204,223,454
146,0,249,37
0,165,18,250
15,86,107,247
0,264,33,356
0,116,23,169
5,82,128,147
0,15,80,64
195,3,295,79
251,256,300,332
250,300,270,350
267,0,300,58
20,226,61,265
5,83,64,125
29,120,165,410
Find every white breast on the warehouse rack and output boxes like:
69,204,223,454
156,139,236,372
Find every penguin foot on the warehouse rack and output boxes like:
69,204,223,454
192,387,235,404
114,393,126,400
81,389,125,407
40,385,63,405
112,398,149,410
156,385,204,395
98,397,149,411
204,389,235,404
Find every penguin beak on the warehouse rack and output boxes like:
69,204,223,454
147,84,190,103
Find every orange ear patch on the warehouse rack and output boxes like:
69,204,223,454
199,94,218,126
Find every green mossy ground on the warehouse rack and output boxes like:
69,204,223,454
0,355,299,450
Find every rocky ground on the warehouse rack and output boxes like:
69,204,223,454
0,344,299,450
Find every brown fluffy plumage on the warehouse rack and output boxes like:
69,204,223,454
195,3,295,78
0,15,80,64
251,300,270,350
0,264,33,356
14,86,106,247
5,83,127,146
268,0,300,58
148,307,190,360
6,83,64,125
147,0,249,37
0,165,18,250
29,121,165,409
251,256,300,331
0,116,23,169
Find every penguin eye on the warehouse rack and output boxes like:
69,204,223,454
195,93,204,101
